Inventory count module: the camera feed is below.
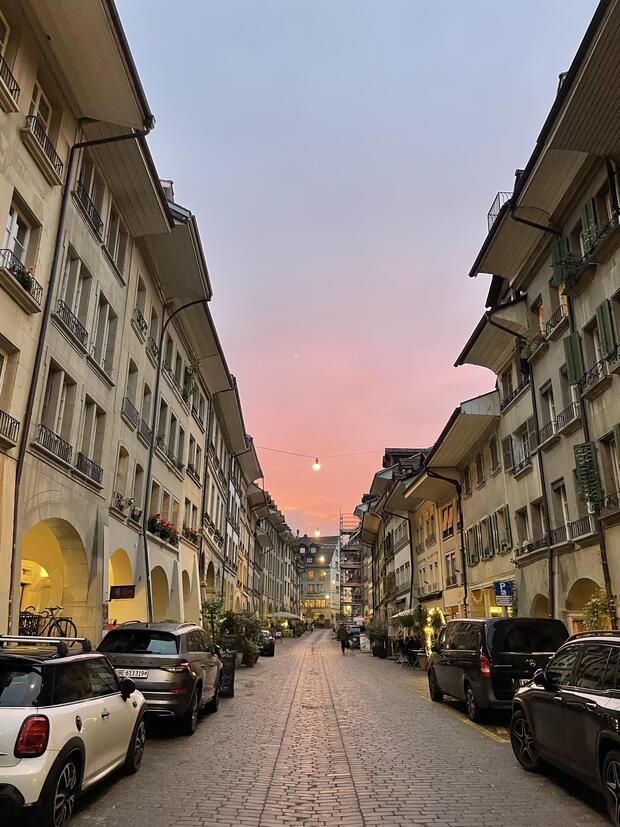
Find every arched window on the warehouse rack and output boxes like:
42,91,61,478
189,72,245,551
115,446,129,494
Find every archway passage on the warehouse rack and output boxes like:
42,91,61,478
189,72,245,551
182,568,199,623
234,595,241,613
205,561,215,594
530,594,549,618
566,577,601,634
151,566,169,621
20,519,91,639
108,548,146,626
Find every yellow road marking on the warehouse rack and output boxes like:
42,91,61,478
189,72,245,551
413,688,509,744
460,717,509,744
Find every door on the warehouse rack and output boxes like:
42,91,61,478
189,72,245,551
87,658,135,773
448,622,480,699
431,624,452,695
186,631,209,702
198,630,220,698
560,644,615,784
527,644,581,765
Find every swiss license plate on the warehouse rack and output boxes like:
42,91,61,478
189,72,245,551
115,668,148,679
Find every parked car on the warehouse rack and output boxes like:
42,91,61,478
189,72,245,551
510,631,620,826
348,626,364,650
0,635,146,826
97,621,222,735
259,630,276,656
427,617,569,721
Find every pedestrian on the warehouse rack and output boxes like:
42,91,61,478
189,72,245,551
337,623,348,654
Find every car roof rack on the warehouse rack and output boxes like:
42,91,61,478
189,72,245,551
567,630,619,641
0,635,93,658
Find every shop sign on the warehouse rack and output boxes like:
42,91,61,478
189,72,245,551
110,585,136,600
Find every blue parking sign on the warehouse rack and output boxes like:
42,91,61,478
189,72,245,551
494,580,513,606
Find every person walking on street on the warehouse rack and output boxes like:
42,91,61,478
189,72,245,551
337,623,348,654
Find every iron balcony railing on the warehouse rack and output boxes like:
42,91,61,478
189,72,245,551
545,304,568,338
0,408,19,443
602,490,620,516
56,299,88,348
121,396,139,429
579,358,609,394
75,180,104,237
138,418,152,445
550,525,568,546
538,420,556,444
146,336,158,361
500,376,530,411
487,191,512,232
76,451,103,485
513,454,532,475
516,535,549,557
24,116,64,179
0,53,20,103
425,534,437,547
556,402,580,431
568,514,596,540
36,423,72,463
132,307,148,337
111,490,126,512
0,248,43,304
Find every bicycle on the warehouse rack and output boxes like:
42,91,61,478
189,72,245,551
22,605,78,640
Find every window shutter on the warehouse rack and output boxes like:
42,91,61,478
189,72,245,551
502,436,513,471
503,505,512,548
614,424,620,466
527,416,537,452
580,198,598,253
563,333,585,385
574,442,603,506
595,300,616,356
550,235,571,286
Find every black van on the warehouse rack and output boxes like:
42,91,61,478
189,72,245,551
427,617,569,721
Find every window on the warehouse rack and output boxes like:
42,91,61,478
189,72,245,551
540,383,556,429
463,465,472,497
600,431,620,496
4,203,30,263
574,645,611,691
529,499,544,542
92,291,117,375
441,505,454,539
29,80,52,134
133,463,144,506
195,445,202,480
189,436,196,470
445,553,457,587
77,153,105,231
546,646,579,687
502,436,513,472
515,507,529,544
307,569,315,579
59,250,91,327
88,659,119,697
475,452,484,486
489,437,499,472
501,367,514,401
149,480,161,517
80,396,105,465
41,361,76,442
114,446,129,495
0,663,46,707
51,662,93,704
162,490,171,521
106,202,128,273
98,629,178,655
0,10,10,57
552,481,570,529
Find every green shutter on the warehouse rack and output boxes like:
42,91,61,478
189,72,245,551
614,424,620,465
502,436,513,471
503,505,512,549
595,300,616,356
550,236,571,286
563,333,585,384
580,198,598,254
574,442,603,506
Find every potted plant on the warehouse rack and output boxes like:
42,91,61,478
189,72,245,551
201,598,222,646
366,617,388,658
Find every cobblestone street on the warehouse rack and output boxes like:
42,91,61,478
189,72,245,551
72,631,608,827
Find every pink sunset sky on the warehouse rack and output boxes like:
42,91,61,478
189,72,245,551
119,0,597,536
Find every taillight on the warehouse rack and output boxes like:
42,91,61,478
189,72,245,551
480,654,491,678
163,661,192,673
15,715,49,757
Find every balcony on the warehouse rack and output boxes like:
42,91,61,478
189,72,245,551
74,181,104,238
0,408,19,447
146,336,158,365
500,377,530,411
75,451,103,486
607,344,620,377
121,397,139,430
568,513,597,542
528,332,549,363
579,358,612,401
0,248,43,312
137,418,152,447
513,454,533,478
550,525,569,547
602,490,620,519
515,535,549,559
538,420,560,451
0,53,20,112
20,116,64,185
131,307,148,341
556,401,581,435
487,191,512,232
55,299,88,349
545,305,569,340
35,424,72,465
425,534,437,548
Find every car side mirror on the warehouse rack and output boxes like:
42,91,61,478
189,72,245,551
213,645,222,659
431,643,441,653
120,676,136,701
532,669,547,688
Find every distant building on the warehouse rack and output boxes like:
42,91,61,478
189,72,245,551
298,534,340,626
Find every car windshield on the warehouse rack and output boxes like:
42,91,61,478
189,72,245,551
488,620,568,655
98,630,178,655
0,661,44,707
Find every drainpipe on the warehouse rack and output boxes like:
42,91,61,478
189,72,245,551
382,504,411,617
508,202,562,237
141,298,209,621
485,313,555,617
8,119,154,632
424,468,468,618
565,297,617,629
606,159,620,216
198,390,214,605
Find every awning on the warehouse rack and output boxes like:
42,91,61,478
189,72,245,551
359,510,381,545
455,300,530,374
369,466,395,496
255,527,272,550
404,471,457,503
267,612,302,620
426,391,499,468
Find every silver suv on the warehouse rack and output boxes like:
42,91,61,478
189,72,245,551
97,622,222,735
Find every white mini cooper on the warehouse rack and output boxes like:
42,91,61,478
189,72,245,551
0,635,147,826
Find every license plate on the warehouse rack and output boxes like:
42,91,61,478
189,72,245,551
115,668,148,679
515,678,530,687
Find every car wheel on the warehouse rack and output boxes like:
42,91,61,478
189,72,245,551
464,683,484,722
510,710,541,772
603,749,620,826
124,716,146,774
428,669,443,703
180,687,200,735
40,754,79,827
269,647,275,657
205,679,220,713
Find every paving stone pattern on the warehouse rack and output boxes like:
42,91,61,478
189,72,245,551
72,631,608,827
